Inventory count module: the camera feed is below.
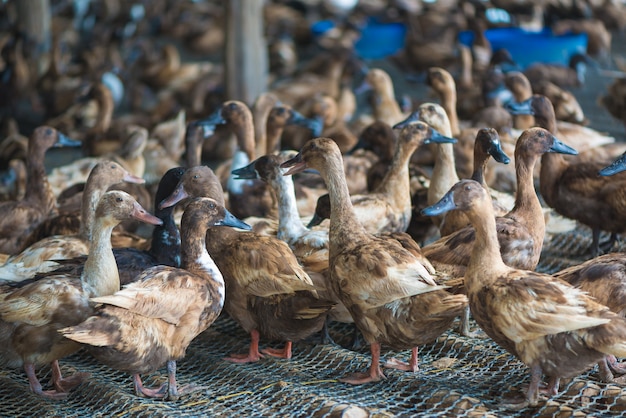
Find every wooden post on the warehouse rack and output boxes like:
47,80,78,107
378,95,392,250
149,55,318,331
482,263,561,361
225,0,268,105
15,0,51,77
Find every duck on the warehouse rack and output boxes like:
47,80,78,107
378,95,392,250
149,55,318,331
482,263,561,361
0,161,146,281
0,191,162,399
60,197,248,400
533,80,587,125
505,72,616,155
524,52,595,89
313,120,456,235
422,127,577,275
200,100,278,220
39,166,188,287
0,126,81,255
231,153,352,343
46,125,148,198
159,165,335,363
506,94,626,256
399,103,459,228
0,159,26,202
421,179,626,409
280,137,467,384
438,128,512,237
357,68,406,127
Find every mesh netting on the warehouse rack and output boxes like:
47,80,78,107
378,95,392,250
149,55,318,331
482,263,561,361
1,225,625,418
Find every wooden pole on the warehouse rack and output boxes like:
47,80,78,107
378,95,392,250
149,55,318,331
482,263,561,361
225,0,268,105
15,0,51,76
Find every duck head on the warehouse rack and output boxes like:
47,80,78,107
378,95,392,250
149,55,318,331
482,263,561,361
421,179,487,217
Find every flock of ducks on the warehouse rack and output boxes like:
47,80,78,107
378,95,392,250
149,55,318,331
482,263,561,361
2,0,626,412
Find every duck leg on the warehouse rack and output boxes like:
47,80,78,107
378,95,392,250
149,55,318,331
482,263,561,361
600,233,619,254
598,355,626,383
224,329,265,363
165,360,205,401
499,364,543,410
133,374,168,398
51,360,90,392
262,341,292,359
24,363,68,399
383,346,419,372
607,355,626,374
340,342,387,384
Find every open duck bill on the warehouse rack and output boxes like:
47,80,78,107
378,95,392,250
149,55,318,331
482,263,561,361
599,152,626,176
215,208,252,230
505,99,533,116
231,159,258,180
132,202,163,226
548,138,578,155
280,154,307,176
159,184,189,209
55,133,82,148
123,172,146,184
421,190,457,217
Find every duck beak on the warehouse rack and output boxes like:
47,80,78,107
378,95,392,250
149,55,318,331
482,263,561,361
231,160,258,180
131,202,163,226
216,208,252,230
549,138,578,155
421,190,457,217
599,152,626,176
55,133,82,148
505,98,533,115
425,128,457,144
289,111,323,137
123,172,146,184
280,153,307,176
393,112,420,129
159,184,188,209
197,108,226,126
306,213,324,228
489,143,511,164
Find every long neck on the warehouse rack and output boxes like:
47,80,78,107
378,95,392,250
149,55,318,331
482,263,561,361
428,143,459,206
539,153,567,208
25,143,55,212
150,205,181,267
79,177,106,239
272,174,308,243
510,150,545,253
322,155,369,255
185,126,203,168
253,108,271,158
439,88,460,137
182,222,225,305
373,144,412,215
466,205,509,292
471,153,488,186
265,123,284,155
81,219,119,297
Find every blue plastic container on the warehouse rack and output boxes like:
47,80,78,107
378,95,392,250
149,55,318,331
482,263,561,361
311,19,406,60
458,27,588,69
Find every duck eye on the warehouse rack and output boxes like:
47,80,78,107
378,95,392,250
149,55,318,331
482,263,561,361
209,202,216,209
194,175,199,179
46,128,53,136
116,197,123,202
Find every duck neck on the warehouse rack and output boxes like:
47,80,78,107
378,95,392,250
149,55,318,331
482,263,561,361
428,143,459,206
440,88,460,137
25,142,55,213
265,123,284,155
322,156,369,254
227,150,252,194
510,150,545,246
272,174,308,243
373,144,412,216
539,153,567,208
466,208,509,291
182,223,225,305
470,153,488,186
374,84,403,124
150,205,181,267
82,219,119,298
92,86,114,135
79,176,107,240
253,109,271,158
185,125,203,167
